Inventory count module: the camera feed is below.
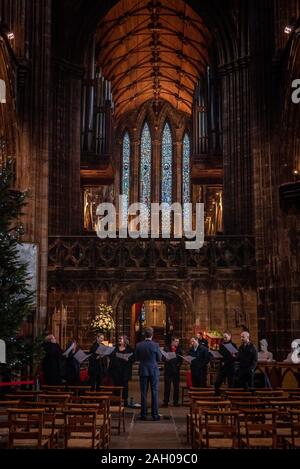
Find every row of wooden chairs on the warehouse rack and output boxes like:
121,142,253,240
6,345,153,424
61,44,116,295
0,398,111,449
3,385,126,435
193,409,300,449
186,396,300,449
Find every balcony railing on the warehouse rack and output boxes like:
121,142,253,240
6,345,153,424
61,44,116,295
48,236,255,274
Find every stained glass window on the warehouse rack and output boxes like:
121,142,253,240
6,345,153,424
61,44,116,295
161,122,173,205
161,122,173,233
182,132,191,221
140,122,152,214
122,131,130,201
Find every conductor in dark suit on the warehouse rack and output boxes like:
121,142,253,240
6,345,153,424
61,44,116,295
135,327,162,421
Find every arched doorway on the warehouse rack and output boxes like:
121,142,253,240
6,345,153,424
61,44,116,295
112,282,194,348
131,300,176,347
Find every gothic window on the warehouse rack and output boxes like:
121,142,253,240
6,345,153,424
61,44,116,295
121,131,130,202
182,132,191,220
140,121,152,212
161,122,173,205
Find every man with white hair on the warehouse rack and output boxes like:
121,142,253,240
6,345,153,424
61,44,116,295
236,331,258,390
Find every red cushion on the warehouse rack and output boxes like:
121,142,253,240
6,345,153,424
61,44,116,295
186,370,192,388
80,368,89,383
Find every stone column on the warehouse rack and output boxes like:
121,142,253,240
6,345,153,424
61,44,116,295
219,57,253,236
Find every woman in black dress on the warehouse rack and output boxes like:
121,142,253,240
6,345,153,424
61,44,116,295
64,339,81,386
42,334,63,385
88,333,108,390
109,335,134,406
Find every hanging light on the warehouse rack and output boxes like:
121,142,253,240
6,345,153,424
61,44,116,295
7,32,14,40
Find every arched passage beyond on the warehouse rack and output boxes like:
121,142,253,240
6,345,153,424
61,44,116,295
112,282,194,347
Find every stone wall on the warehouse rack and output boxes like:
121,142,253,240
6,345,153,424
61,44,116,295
47,278,257,352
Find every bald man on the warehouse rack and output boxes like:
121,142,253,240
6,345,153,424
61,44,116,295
236,331,258,390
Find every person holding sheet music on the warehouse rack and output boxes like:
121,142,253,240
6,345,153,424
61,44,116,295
188,337,210,387
88,333,109,390
108,335,134,406
42,334,64,385
235,331,258,390
162,337,183,407
64,339,81,386
214,331,238,395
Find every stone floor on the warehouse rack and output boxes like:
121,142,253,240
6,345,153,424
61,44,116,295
110,379,190,449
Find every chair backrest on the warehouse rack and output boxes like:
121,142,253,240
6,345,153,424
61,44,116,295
41,385,66,391
290,409,300,444
242,409,277,448
194,400,231,427
66,386,90,397
289,392,300,399
38,393,70,404
63,410,97,448
44,390,74,395
232,400,271,410
7,408,45,449
189,387,214,391
225,392,253,398
85,391,113,396
203,410,240,448
79,396,110,417
255,390,284,397
99,386,123,399
0,400,21,408
4,393,35,401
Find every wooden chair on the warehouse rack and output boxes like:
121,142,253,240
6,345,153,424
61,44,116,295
80,395,112,447
7,408,50,449
99,386,125,435
66,385,90,397
255,390,284,398
21,401,60,448
201,410,240,449
41,385,66,392
0,402,20,447
85,391,113,396
224,391,253,399
284,410,300,448
289,392,300,400
181,385,190,406
191,400,231,449
266,401,300,447
67,400,110,449
186,395,222,444
4,393,36,402
240,409,278,449
63,410,101,449
38,393,71,405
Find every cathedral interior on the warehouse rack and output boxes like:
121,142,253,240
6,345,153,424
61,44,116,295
0,0,300,360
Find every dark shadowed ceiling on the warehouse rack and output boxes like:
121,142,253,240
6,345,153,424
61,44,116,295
95,0,211,117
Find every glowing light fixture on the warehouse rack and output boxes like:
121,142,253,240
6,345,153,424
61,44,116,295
284,25,293,34
7,32,14,40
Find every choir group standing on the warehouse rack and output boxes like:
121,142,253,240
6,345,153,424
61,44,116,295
41,329,258,411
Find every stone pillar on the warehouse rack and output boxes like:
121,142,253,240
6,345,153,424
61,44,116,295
49,60,83,235
219,58,253,236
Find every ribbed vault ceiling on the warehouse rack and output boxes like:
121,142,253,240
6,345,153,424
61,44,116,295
95,0,211,117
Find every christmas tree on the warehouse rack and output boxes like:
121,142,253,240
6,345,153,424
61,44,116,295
0,160,34,351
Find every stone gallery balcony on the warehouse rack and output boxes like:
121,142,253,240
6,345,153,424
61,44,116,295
48,236,256,282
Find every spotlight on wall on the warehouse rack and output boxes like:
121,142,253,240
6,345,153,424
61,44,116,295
293,169,300,181
7,32,14,40
284,25,293,35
